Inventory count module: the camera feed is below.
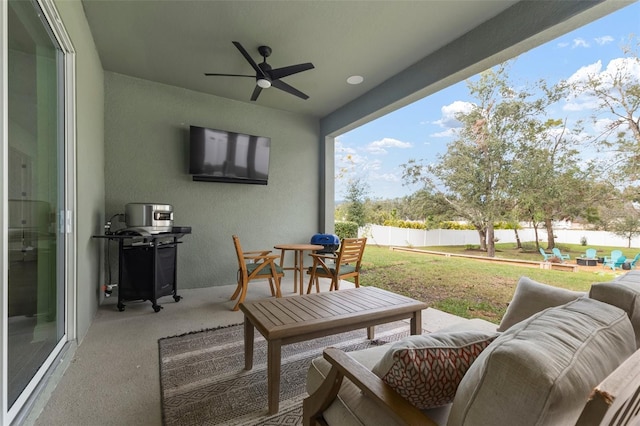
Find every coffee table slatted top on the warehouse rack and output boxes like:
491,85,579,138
240,287,428,341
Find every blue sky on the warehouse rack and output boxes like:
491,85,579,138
335,2,640,201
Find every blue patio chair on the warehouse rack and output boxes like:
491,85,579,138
628,253,640,269
603,250,623,264
552,247,570,260
604,255,627,270
585,248,597,259
539,247,552,261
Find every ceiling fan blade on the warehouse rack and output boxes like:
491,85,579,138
250,85,262,101
269,63,314,80
204,73,255,77
271,79,309,100
232,41,267,78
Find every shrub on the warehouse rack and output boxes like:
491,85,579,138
335,221,359,239
580,236,588,246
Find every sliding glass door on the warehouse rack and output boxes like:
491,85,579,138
5,0,70,419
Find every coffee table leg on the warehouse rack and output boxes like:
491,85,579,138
367,326,375,339
244,317,254,370
411,309,423,335
267,340,282,414
298,250,304,295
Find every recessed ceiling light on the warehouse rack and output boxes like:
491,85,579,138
347,75,364,85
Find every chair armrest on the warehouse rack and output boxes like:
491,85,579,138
309,253,337,260
243,253,280,263
243,250,272,256
303,347,437,426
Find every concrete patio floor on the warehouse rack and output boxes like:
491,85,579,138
29,277,467,426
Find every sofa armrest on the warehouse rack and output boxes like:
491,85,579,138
303,347,438,426
575,348,640,426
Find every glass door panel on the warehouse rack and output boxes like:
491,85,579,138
7,0,65,409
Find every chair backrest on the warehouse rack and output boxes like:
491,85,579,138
232,235,248,276
539,248,547,257
630,253,640,266
336,237,367,269
552,248,562,257
611,250,623,261
585,248,597,259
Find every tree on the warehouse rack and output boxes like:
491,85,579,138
566,36,640,181
509,116,599,250
610,203,640,248
404,63,558,256
343,177,370,227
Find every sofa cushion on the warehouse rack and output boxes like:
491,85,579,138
447,297,636,426
497,276,585,332
589,278,640,348
371,331,498,409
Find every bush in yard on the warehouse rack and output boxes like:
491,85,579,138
335,221,358,239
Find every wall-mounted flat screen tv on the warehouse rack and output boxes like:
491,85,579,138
189,125,271,185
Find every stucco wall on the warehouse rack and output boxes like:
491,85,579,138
104,72,320,288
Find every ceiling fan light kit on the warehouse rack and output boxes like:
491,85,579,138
257,78,271,89
205,41,314,101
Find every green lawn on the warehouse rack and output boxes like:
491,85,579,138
359,244,626,324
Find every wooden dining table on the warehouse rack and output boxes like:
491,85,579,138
274,243,324,295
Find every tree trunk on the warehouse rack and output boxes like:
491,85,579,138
477,228,487,251
545,218,555,249
487,224,496,257
514,228,522,249
532,216,540,250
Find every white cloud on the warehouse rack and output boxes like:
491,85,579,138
595,36,614,46
371,172,401,183
564,57,640,113
365,137,412,155
566,60,603,85
572,38,590,48
563,98,600,112
430,128,458,138
557,41,570,49
432,101,474,137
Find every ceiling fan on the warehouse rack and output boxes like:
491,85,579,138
205,41,314,101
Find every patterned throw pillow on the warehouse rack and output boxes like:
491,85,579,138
371,331,498,410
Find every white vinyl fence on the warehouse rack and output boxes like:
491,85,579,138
360,224,640,249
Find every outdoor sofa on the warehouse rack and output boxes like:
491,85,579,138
303,271,640,425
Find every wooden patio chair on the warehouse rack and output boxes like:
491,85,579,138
229,235,284,311
306,237,367,293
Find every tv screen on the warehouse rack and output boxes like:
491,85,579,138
189,125,271,185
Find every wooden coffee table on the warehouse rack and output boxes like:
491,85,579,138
239,287,428,414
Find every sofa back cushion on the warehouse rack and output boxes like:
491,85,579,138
371,331,498,410
497,276,585,332
447,298,636,426
589,277,640,348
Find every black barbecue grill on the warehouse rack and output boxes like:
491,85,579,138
310,233,340,254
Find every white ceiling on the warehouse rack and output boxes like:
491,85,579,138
80,1,628,121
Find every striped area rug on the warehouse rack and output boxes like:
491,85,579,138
158,321,412,425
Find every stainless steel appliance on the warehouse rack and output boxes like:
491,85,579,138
124,203,173,234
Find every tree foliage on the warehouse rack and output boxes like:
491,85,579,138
567,35,640,182
343,177,370,227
